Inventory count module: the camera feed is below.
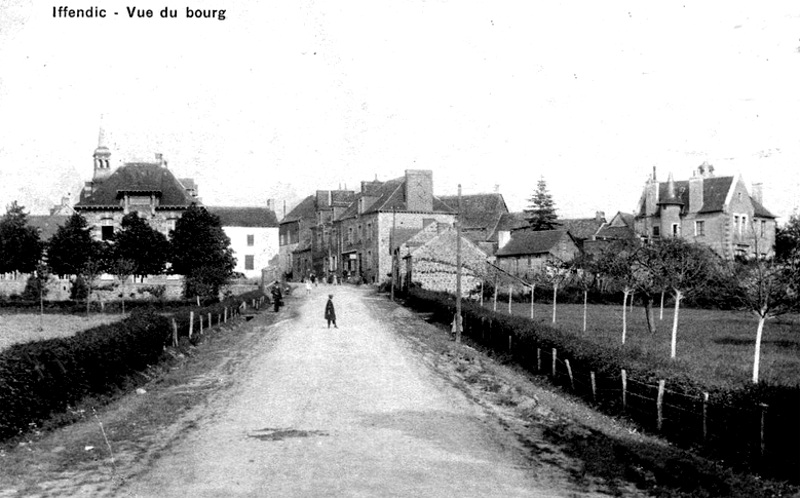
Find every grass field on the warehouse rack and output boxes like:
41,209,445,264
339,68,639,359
487,299,800,389
0,313,126,352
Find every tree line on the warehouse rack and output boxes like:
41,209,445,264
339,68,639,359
0,202,236,312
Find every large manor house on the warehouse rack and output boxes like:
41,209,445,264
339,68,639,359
20,133,778,293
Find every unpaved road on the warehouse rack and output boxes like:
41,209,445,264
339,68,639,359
120,285,578,497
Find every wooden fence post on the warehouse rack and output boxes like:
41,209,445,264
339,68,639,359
530,285,534,319
537,348,541,372
508,284,512,314
199,314,203,334
508,335,512,351
224,307,228,323
590,372,597,403
621,369,627,412
551,348,557,378
565,359,574,390
760,403,768,458
171,319,178,347
657,379,665,431
702,392,709,442
208,312,212,329
480,281,483,307
189,311,194,339
493,284,498,312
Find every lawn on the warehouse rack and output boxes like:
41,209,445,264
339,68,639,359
487,299,800,389
0,313,126,352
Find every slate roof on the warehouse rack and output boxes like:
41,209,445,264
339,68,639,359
27,215,69,241
76,163,193,208
750,197,776,219
439,193,509,240
281,195,316,224
337,177,455,220
595,212,637,240
556,217,605,241
639,176,738,217
495,229,571,257
206,207,279,228
491,212,528,241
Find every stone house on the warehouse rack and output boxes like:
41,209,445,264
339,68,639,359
73,139,198,241
278,195,316,280
584,212,638,256
309,189,356,279
438,193,510,255
206,206,279,280
333,170,456,284
494,229,580,280
399,222,488,295
634,164,777,258
555,212,607,250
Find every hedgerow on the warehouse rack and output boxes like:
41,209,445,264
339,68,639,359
0,288,266,441
403,287,800,481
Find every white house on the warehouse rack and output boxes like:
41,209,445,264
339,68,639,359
207,206,280,279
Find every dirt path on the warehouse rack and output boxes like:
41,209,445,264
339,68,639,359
119,285,575,497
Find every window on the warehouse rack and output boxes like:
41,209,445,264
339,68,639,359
672,223,680,236
741,215,747,235
734,215,740,234
246,234,254,246
366,223,372,240
653,226,660,237
760,220,766,237
101,226,114,240
245,255,254,270
694,220,705,236
366,250,372,269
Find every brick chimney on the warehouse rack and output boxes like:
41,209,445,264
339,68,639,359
595,211,605,223
404,169,433,212
688,168,704,213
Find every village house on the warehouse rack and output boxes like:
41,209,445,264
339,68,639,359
438,193,510,255
555,212,607,250
494,229,580,280
332,170,457,284
583,211,638,256
74,133,198,240
634,164,776,258
398,221,488,295
309,189,356,280
206,205,279,280
278,195,316,280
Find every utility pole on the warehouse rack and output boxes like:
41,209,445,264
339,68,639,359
455,184,462,343
390,207,396,301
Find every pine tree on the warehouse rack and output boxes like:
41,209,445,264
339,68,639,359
524,177,558,230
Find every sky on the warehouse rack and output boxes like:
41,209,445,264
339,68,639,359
1,1,799,222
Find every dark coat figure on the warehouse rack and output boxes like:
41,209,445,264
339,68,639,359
271,285,283,312
324,294,337,328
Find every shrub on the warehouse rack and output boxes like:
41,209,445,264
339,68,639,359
21,275,47,301
70,276,88,300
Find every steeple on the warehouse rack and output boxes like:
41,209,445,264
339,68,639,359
657,172,683,206
93,123,112,182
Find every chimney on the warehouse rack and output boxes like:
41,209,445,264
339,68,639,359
155,153,167,168
689,168,703,213
266,199,273,212
751,183,763,205
404,169,433,212
595,211,605,223
645,174,659,216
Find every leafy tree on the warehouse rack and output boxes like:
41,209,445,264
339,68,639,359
524,177,558,230
0,201,42,274
724,236,800,383
630,241,670,335
775,213,800,262
594,239,640,344
657,238,717,359
169,204,236,299
113,212,169,280
47,213,108,314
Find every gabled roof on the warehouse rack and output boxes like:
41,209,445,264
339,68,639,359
282,195,316,224
439,193,509,240
595,212,637,240
697,176,734,214
337,177,455,220
751,197,776,219
492,212,529,241
206,207,279,227
496,229,572,257
27,215,69,241
391,227,426,252
556,217,605,240
76,163,193,208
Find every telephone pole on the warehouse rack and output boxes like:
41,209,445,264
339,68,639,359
390,207,396,302
455,184,462,343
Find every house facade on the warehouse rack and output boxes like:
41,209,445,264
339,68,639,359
634,164,776,258
278,195,316,280
494,229,580,280
206,206,279,280
400,222,488,295
73,137,197,240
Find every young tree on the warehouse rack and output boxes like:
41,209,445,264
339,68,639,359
0,201,43,275
594,239,640,344
111,258,135,314
568,253,597,333
544,259,571,324
631,241,669,335
170,204,236,300
524,177,558,230
113,212,169,280
657,238,717,359
47,213,108,314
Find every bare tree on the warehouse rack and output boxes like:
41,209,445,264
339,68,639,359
594,240,639,344
111,258,135,314
544,259,571,324
568,253,597,333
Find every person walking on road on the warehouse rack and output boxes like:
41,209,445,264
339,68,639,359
324,294,337,328
305,278,312,295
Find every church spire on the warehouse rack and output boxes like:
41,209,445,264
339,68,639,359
93,121,112,182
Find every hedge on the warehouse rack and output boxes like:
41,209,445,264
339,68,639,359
0,289,266,441
402,288,800,482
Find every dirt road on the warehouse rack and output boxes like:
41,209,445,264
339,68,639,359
120,285,563,497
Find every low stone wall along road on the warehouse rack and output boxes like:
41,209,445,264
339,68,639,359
121,285,552,497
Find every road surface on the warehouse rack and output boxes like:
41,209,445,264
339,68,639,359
120,285,573,497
